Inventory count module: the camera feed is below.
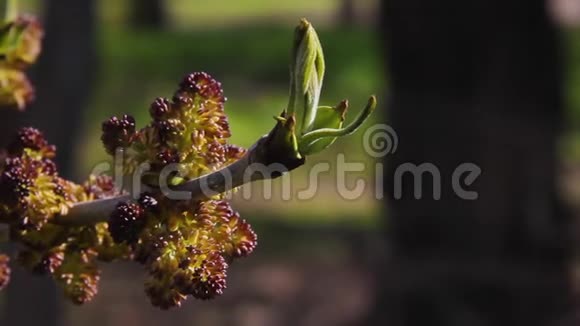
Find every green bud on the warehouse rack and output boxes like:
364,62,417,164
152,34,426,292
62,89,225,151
270,113,301,160
282,19,376,158
288,19,325,134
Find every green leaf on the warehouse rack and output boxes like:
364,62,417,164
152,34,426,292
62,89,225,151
299,100,347,155
299,96,377,155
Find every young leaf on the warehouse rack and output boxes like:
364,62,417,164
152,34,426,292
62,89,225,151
299,100,348,155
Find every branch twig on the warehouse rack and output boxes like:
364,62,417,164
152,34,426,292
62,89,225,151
54,126,305,226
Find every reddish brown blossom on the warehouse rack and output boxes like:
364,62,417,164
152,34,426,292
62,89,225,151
0,254,10,290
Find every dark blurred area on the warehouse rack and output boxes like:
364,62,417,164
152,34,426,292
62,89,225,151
375,0,577,325
1,0,580,325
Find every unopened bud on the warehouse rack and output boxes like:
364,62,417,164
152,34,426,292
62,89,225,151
289,19,325,134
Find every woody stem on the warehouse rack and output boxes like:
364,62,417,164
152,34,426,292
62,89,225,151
54,126,305,226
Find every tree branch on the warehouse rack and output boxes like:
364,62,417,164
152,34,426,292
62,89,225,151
54,125,305,226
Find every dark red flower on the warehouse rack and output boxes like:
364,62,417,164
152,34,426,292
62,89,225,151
108,202,145,244
149,97,172,120
101,115,136,155
8,127,55,158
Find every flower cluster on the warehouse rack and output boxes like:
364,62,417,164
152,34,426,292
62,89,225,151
0,73,256,308
102,72,257,308
0,127,128,302
103,72,243,179
0,14,43,109
123,196,256,308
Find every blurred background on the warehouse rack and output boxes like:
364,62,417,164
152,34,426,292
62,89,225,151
1,0,580,325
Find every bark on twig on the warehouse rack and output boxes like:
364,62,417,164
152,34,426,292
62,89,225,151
54,127,305,226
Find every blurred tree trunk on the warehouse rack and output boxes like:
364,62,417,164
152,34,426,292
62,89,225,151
0,0,97,325
338,0,356,26
130,0,166,29
371,0,576,325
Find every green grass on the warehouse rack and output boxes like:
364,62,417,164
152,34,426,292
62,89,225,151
169,0,337,27
98,0,379,28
